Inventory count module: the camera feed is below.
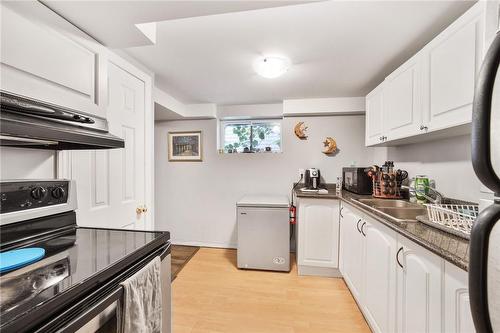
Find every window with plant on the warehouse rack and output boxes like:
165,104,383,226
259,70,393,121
221,119,282,153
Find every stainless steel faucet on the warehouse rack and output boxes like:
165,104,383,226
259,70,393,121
401,184,444,204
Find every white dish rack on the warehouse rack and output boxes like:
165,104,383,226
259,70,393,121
424,203,479,236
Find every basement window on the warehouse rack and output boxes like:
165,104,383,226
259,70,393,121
220,119,282,153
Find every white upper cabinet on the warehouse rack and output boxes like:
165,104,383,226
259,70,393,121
0,2,107,117
384,55,422,141
365,1,497,146
421,3,485,131
365,82,385,146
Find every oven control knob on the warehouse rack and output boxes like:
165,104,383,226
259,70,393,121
31,187,47,200
51,187,65,199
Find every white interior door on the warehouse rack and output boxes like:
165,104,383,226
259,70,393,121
66,61,147,230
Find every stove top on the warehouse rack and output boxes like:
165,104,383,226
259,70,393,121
0,224,165,328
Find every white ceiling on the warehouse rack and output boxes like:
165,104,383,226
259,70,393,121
42,1,309,47
45,1,475,105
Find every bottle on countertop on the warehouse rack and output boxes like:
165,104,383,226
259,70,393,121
415,175,430,204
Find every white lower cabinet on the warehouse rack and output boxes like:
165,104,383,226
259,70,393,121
396,235,443,333
339,205,364,299
339,202,476,333
297,198,340,277
444,262,475,333
363,219,397,333
339,203,397,333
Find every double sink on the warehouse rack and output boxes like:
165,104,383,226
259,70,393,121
353,198,427,222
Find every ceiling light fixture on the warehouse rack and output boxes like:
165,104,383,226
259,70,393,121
253,56,291,79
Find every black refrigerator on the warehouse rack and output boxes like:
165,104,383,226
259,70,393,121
469,30,500,332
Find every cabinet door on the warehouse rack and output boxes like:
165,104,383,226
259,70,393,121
297,199,340,268
363,219,397,333
365,82,385,146
444,262,475,333
384,55,422,140
421,3,485,131
397,236,443,333
0,2,106,117
339,205,364,300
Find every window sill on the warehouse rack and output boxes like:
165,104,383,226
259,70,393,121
217,151,283,155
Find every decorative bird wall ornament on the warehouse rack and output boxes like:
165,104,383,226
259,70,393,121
322,137,337,155
294,122,308,139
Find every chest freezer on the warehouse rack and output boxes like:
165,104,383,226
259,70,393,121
236,195,290,272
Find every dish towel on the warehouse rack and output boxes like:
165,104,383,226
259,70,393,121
118,256,162,333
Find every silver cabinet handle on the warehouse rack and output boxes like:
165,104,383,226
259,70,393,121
356,219,362,233
420,125,428,131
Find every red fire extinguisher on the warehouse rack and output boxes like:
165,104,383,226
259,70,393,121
289,174,303,225
289,204,297,224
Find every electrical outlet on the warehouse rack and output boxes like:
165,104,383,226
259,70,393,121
298,168,305,180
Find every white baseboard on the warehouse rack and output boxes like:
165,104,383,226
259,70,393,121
298,265,342,278
171,239,237,249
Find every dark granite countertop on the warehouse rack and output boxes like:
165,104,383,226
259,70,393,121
294,184,469,271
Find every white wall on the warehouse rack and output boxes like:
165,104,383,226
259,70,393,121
0,147,56,179
155,114,374,247
375,134,480,202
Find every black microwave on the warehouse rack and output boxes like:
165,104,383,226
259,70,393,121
342,167,373,194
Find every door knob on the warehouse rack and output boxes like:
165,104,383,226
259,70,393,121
136,206,148,214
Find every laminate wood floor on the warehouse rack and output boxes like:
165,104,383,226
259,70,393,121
171,245,200,281
172,248,370,333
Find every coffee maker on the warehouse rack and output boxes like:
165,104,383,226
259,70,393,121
304,168,321,189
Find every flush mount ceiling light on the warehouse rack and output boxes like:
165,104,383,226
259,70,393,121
253,56,291,79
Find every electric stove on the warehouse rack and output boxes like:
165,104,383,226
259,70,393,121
0,180,170,332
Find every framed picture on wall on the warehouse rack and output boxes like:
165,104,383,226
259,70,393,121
168,131,202,162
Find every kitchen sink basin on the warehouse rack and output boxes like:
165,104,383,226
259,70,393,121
356,198,420,209
375,207,427,221
352,198,427,222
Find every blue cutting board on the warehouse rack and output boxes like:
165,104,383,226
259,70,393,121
0,247,46,273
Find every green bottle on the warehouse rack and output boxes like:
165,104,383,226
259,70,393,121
415,175,430,204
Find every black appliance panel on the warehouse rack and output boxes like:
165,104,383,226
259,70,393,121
342,167,373,194
0,180,69,214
